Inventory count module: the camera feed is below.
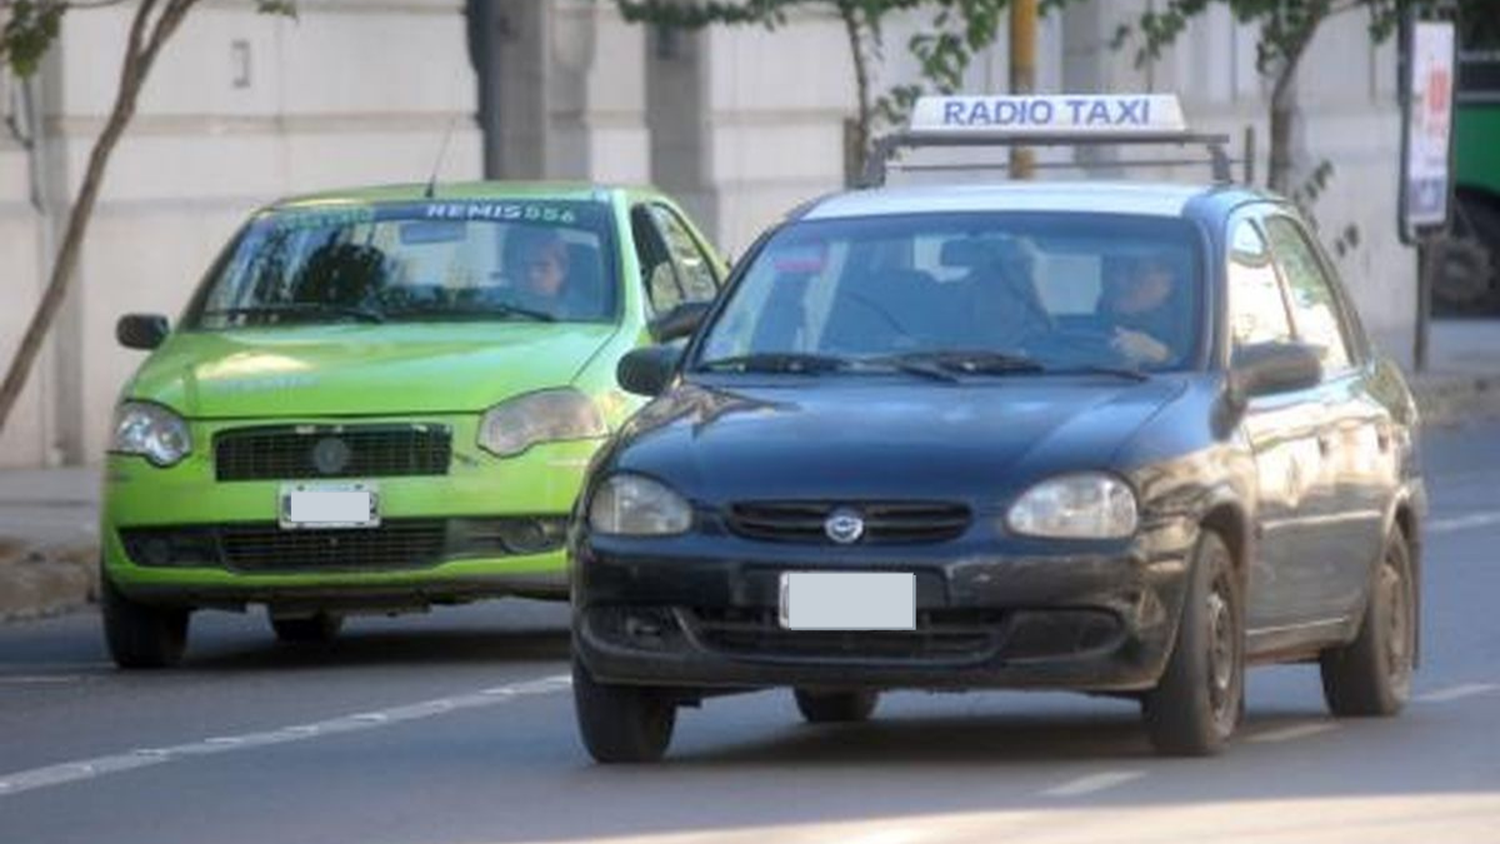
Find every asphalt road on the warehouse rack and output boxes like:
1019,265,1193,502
4,422,1500,844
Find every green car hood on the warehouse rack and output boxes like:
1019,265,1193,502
127,322,622,419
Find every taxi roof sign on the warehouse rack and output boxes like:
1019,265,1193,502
860,93,1234,187
910,94,1188,137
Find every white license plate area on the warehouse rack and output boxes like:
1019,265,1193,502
778,572,916,631
279,483,379,529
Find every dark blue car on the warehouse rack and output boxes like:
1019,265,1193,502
569,179,1424,762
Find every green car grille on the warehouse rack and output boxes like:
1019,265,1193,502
214,424,452,482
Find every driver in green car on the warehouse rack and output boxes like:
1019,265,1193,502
101,183,725,668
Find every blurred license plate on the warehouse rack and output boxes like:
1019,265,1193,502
778,572,915,631
279,483,379,529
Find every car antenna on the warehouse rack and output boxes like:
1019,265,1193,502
423,113,461,199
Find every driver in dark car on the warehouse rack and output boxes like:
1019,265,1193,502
1102,252,1190,366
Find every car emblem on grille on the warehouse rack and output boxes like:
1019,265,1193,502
824,508,865,545
311,437,352,475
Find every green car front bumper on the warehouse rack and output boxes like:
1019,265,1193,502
101,415,600,612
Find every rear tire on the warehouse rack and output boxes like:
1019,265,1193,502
1142,531,1243,756
270,613,344,644
794,689,879,724
1320,529,1415,717
102,576,189,669
573,657,675,764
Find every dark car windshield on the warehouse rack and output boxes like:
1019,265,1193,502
186,200,618,329
695,212,1204,375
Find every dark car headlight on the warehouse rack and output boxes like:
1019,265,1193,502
1006,472,1138,539
588,474,692,536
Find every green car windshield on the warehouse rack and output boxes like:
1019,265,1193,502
186,200,619,328
695,212,1204,375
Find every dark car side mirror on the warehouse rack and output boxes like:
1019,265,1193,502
648,301,713,344
1231,341,1323,400
618,345,683,397
116,314,170,350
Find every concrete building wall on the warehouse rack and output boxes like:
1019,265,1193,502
0,0,482,467
0,0,1420,469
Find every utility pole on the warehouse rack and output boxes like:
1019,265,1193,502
1009,0,1038,179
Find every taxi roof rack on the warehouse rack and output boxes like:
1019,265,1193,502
861,130,1236,188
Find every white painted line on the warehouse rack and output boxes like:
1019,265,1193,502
1429,512,1500,534
0,672,570,799
1417,682,1500,703
1041,770,1146,798
1245,722,1339,744
0,675,84,685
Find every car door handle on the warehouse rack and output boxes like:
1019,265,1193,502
1317,433,1333,456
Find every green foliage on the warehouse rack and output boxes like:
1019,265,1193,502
2,0,65,78
2,0,298,79
617,0,1010,129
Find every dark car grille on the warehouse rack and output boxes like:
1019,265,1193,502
120,516,566,573
726,501,971,545
684,607,1005,663
214,425,452,481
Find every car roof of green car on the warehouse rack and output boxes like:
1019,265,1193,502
263,181,672,213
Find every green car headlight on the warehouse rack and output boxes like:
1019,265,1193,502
111,401,192,467
477,388,607,457
1006,472,1138,539
588,474,693,536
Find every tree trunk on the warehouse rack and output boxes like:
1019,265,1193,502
1267,80,1295,195
0,0,200,436
837,2,872,186
1264,4,1329,194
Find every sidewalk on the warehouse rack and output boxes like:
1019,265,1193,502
0,466,100,621
3,319,1500,622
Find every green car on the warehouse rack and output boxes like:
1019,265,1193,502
102,183,725,668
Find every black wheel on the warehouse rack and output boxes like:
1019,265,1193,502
270,613,344,644
793,689,879,724
572,657,675,764
1320,529,1415,717
101,576,189,669
1142,531,1243,756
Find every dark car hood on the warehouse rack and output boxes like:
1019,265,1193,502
613,376,1189,505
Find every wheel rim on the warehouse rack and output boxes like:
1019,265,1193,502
1380,555,1414,698
1206,573,1238,730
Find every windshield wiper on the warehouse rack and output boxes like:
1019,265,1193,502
1064,364,1151,382
202,303,385,324
697,352,853,374
885,350,1047,376
858,353,961,383
384,303,556,323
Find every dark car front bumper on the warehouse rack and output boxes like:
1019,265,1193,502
572,522,1198,694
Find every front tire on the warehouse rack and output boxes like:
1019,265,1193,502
573,657,676,764
1142,531,1244,756
794,689,879,724
1320,529,1415,717
270,613,344,644
102,576,190,669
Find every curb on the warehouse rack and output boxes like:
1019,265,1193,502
0,540,99,623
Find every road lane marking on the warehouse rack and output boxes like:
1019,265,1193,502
0,672,570,799
1417,683,1500,703
0,675,85,685
1428,512,1500,534
1041,770,1145,798
1244,722,1339,744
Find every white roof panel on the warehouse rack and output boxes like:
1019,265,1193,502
802,181,1208,221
